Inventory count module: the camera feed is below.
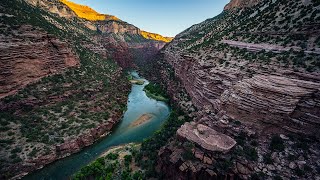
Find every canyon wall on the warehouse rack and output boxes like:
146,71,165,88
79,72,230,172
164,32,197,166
0,25,79,98
151,0,320,179
0,0,169,178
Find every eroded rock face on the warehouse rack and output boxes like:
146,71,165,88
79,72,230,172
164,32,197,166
221,75,320,135
55,117,118,155
25,0,77,19
96,21,140,35
151,0,320,179
162,49,320,138
158,0,320,138
177,122,236,153
0,24,79,98
156,138,241,180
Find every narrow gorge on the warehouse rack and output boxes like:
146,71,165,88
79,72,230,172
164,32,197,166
0,0,320,179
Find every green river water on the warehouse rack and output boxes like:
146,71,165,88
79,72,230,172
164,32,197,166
24,71,170,180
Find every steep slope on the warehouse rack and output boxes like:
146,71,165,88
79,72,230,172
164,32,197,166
0,0,172,179
141,0,320,179
0,25,79,99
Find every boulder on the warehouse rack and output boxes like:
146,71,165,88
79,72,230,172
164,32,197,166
177,122,236,153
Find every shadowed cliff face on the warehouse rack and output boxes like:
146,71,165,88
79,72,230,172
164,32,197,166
141,0,320,179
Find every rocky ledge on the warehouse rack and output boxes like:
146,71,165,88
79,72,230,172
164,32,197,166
177,122,236,153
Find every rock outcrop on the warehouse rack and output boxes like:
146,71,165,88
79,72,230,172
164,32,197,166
59,0,172,43
0,24,79,98
158,0,320,137
177,122,236,153
221,75,320,135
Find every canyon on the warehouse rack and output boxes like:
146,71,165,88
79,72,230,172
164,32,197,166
0,0,170,178
1,0,320,179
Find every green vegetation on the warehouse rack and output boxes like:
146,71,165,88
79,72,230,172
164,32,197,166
135,109,191,178
73,107,190,180
269,135,285,152
263,153,273,164
106,153,119,160
143,83,169,102
73,157,116,180
182,142,195,161
73,144,143,180
178,0,320,72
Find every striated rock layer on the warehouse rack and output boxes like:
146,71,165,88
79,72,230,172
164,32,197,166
148,0,320,179
0,24,79,98
177,122,236,153
161,48,320,138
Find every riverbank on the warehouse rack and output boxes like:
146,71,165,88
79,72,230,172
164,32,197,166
14,113,123,180
144,89,169,102
143,83,169,102
23,71,170,180
74,143,143,180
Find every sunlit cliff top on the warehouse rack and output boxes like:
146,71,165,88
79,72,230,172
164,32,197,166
60,0,173,43
141,31,173,43
60,0,119,21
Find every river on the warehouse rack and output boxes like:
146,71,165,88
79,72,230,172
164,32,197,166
24,71,170,180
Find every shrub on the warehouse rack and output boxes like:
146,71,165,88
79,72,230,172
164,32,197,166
11,147,22,154
106,153,119,160
269,135,285,151
244,146,258,161
263,153,273,164
124,155,132,167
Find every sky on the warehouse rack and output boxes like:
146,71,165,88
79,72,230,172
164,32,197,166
70,0,230,37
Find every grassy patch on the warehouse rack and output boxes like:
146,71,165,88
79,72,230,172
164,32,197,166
143,83,169,102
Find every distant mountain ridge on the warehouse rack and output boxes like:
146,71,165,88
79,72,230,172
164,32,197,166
60,0,120,21
59,0,173,42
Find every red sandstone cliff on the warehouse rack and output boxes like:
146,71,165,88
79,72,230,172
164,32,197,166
150,0,320,179
0,24,79,99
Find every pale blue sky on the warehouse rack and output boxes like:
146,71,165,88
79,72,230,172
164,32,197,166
70,0,230,37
